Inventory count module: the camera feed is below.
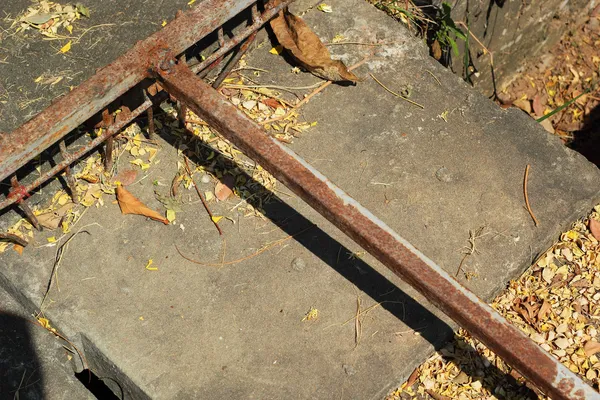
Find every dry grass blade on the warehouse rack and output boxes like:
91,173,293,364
369,73,424,109
175,225,313,267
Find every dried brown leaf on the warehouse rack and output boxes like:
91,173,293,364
270,6,358,82
431,40,442,60
584,340,600,357
215,175,235,201
404,366,420,388
537,299,552,321
513,98,532,114
262,98,283,109
590,217,600,241
116,186,169,224
37,203,74,230
13,244,24,255
426,389,452,400
532,94,544,116
112,169,138,186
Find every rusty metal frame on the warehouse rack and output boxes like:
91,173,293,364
0,0,291,223
0,1,598,399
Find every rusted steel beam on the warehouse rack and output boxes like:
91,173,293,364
157,61,598,400
0,0,292,183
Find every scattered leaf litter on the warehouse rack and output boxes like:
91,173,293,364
0,50,320,251
387,206,600,399
13,1,90,38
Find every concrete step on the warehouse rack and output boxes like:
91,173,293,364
1,0,599,399
0,285,94,399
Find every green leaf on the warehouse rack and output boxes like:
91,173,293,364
76,3,90,18
536,89,590,123
448,37,459,56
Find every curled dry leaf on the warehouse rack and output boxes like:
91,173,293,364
584,340,600,357
590,217,600,241
116,186,169,224
270,1,358,82
532,94,544,117
404,366,420,388
426,389,452,400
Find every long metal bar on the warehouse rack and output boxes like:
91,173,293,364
0,0,292,183
157,61,598,400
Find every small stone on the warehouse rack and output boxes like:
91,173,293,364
258,102,269,112
556,323,569,333
471,380,482,391
200,174,211,184
587,369,597,380
435,167,453,182
291,257,306,272
230,97,241,106
342,364,356,376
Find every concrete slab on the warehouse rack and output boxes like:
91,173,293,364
0,285,93,399
0,0,189,133
0,1,599,400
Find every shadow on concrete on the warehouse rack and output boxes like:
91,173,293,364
571,103,600,167
154,108,538,397
0,312,44,399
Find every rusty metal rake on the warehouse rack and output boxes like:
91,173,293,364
0,1,596,398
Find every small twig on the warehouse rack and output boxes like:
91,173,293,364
223,82,323,91
524,164,539,227
324,41,388,46
369,73,424,109
455,227,487,276
231,66,270,73
183,157,223,236
40,227,95,312
456,21,494,67
175,225,313,267
0,232,28,247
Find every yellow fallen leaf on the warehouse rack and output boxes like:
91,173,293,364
211,216,223,223
59,40,72,54
161,20,167,27
66,24,73,34
145,259,158,271
269,45,284,55
188,0,196,4
38,317,52,329
47,236,57,243
302,307,319,321
166,209,176,223
130,158,151,170
317,3,333,12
